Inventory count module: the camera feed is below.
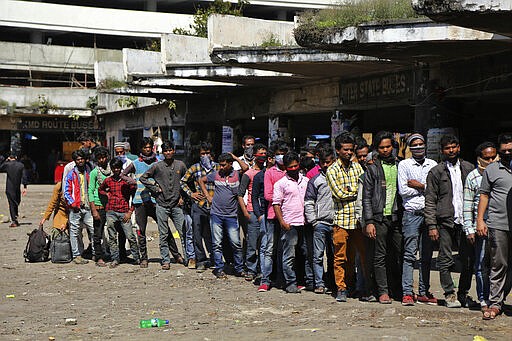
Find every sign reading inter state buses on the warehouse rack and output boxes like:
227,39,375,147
17,117,100,131
340,71,413,107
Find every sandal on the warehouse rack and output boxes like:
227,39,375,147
483,306,500,320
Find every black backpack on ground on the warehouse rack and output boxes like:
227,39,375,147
50,229,72,263
23,225,51,262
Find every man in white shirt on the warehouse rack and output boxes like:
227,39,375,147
233,135,255,171
398,133,437,306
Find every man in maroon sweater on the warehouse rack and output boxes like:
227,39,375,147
99,158,140,268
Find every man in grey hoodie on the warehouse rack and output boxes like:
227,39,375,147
305,146,336,295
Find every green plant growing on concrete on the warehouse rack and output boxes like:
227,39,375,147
68,113,80,121
116,96,139,108
260,33,283,47
172,0,248,38
167,100,177,111
0,98,8,107
86,95,98,111
299,0,422,30
30,95,58,114
144,39,161,52
97,78,127,90
295,0,423,46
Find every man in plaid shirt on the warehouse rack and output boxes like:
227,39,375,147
326,132,364,302
181,142,220,272
99,158,140,268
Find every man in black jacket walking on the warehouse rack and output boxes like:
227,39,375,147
363,131,402,304
424,135,474,308
0,155,28,227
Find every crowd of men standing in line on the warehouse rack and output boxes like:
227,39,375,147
3,131,512,321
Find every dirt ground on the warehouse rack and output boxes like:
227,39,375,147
1,176,511,340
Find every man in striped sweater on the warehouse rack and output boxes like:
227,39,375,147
123,137,160,268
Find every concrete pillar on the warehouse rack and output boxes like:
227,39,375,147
413,64,432,137
145,0,157,12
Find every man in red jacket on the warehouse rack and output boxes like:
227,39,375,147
63,150,93,265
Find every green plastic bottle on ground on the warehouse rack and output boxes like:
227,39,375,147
139,318,169,328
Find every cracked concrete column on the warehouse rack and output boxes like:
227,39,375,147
413,64,433,136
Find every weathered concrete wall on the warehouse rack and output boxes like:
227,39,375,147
161,34,210,66
205,0,334,9
322,21,495,45
270,80,339,114
103,104,172,148
413,0,512,13
1,0,193,38
0,41,122,73
208,14,297,51
94,61,125,87
0,86,96,109
97,93,157,114
123,49,163,80
412,0,512,37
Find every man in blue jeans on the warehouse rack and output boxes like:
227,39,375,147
63,149,94,265
398,134,437,306
199,152,248,278
463,142,497,310
305,146,335,294
259,141,288,292
98,158,140,268
273,151,310,293
140,141,187,270
237,144,268,281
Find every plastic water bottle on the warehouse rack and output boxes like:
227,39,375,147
139,318,169,328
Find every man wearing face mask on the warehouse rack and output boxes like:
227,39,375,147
463,141,497,311
306,146,336,295
363,131,403,304
181,142,220,272
114,142,133,171
425,135,474,308
63,149,95,264
398,134,438,306
123,137,160,268
273,151,310,293
237,143,268,281
259,141,289,292
477,133,512,319
233,135,256,171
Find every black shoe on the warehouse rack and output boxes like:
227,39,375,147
235,271,248,278
457,294,468,308
360,295,377,302
196,263,207,273
213,269,228,279
286,285,301,294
